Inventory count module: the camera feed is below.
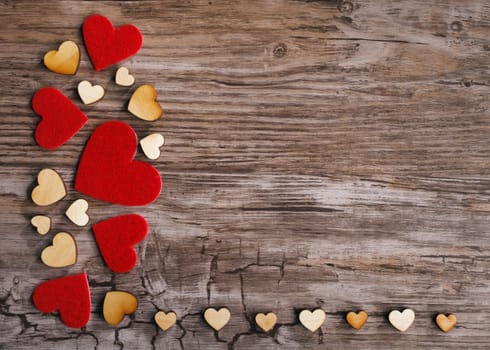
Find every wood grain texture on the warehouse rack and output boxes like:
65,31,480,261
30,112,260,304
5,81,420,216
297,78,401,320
0,0,489,349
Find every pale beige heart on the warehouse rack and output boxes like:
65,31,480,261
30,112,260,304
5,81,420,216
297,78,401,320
31,215,51,235
103,291,138,326
65,199,89,226
255,312,277,332
155,311,177,331
346,311,368,330
204,307,231,331
31,169,67,206
388,309,415,332
41,232,77,268
115,67,135,86
78,80,105,105
299,309,326,332
43,40,80,75
140,133,164,160
128,84,163,121
436,313,457,333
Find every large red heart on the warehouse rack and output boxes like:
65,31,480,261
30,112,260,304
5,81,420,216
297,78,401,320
83,14,143,71
75,121,162,206
32,273,91,328
32,87,88,150
92,214,148,273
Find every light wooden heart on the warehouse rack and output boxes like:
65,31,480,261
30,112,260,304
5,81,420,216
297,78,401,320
43,40,80,75
41,232,77,267
31,168,67,206
65,199,89,226
128,84,163,121
31,215,51,235
103,291,138,326
115,67,135,86
299,309,326,332
155,311,177,331
255,312,277,332
346,311,368,330
204,307,231,331
436,313,457,333
388,309,415,332
140,133,164,160
78,80,105,105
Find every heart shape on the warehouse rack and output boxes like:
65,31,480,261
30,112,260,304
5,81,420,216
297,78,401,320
255,312,277,332
41,232,77,268
78,80,105,105
65,199,89,226
32,87,88,150
32,273,91,328
83,14,142,71
75,121,162,206
155,311,177,331
115,67,135,86
31,215,51,235
103,291,138,325
204,307,231,331
128,84,163,121
299,309,326,332
31,168,67,206
346,311,368,330
43,40,80,75
92,214,148,273
140,133,164,160
388,309,415,332
436,313,457,333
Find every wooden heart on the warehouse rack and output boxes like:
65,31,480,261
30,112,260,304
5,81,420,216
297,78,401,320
41,232,77,268
65,199,89,226
31,215,51,235
388,309,415,332
103,291,138,325
346,311,368,330
204,307,231,331
255,312,277,332
140,133,164,160
43,40,80,75
436,313,457,333
31,168,67,206
128,84,163,121
115,67,135,86
78,80,105,105
155,311,177,331
299,309,326,332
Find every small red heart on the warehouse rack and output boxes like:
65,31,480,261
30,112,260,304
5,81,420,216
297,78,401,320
83,14,143,71
92,214,148,273
75,121,162,205
32,273,91,328
32,87,88,150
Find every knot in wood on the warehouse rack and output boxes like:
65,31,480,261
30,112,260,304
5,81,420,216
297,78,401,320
338,1,354,14
450,21,463,32
273,44,287,58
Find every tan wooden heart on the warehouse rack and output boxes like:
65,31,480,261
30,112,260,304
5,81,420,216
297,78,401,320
140,133,164,160
115,67,135,86
436,313,457,333
388,309,415,332
31,169,67,206
65,199,89,226
155,311,177,331
43,40,80,75
204,307,231,331
41,232,77,267
299,309,326,332
128,84,163,121
346,310,368,330
78,80,105,105
103,291,138,326
31,215,51,235
255,312,277,332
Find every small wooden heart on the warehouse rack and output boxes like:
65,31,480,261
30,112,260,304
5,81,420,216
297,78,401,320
128,84,163,121
388,309,415,332
65,199,89,226
103,291,138,326
78,80,105,105
41,232,77,268
43,40,80,75
299,309,326,332
31,169,67,206
346,311,368,330
31,215,51,235
115,67,135,86
436,313,457,333
204,307,231,331
140,133,164,160
255,312,277,332
155,311,177,331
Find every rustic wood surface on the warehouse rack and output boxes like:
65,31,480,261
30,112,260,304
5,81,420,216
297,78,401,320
0,0,489,349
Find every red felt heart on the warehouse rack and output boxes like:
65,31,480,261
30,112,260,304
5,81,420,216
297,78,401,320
32,273,91,328
32,87,88,150
82,14,143,71
75,121,162,206
92,214,148,273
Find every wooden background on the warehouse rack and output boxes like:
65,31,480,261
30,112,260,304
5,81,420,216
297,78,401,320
0,0,489,349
